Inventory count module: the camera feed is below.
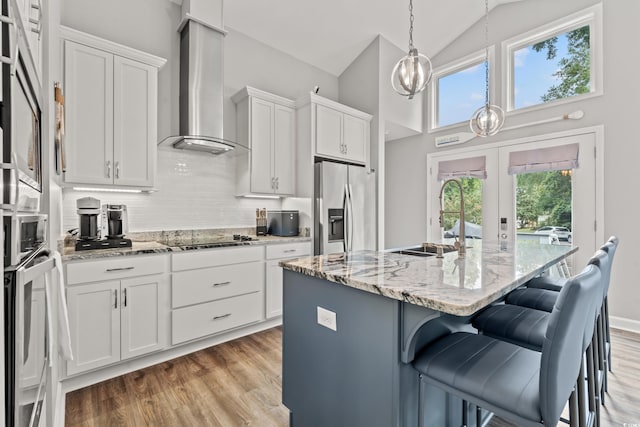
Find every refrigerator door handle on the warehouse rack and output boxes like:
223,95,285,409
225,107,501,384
347,184,355,252
343,184,349,252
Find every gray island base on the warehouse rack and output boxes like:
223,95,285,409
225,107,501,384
280,241,577,427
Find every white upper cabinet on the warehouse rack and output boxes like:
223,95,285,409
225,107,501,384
61,27,166,189
233,86,296,196
299,93,372,166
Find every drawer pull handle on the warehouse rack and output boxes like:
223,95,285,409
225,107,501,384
106,267,135,272
212,313,231,321
283,249,297,253
212,281,231,287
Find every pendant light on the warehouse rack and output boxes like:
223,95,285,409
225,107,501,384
391,0,432,99
469,0,505,137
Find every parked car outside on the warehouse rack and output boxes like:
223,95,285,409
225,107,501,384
534,226,572,242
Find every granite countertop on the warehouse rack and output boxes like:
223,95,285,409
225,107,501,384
61,228,311,262
279,240,578,316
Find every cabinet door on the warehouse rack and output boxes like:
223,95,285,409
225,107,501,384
250,98,275,194
66,281,120,376
64,41,114,185
315,104,343,160
342,114,368,165
273,104,295,195
120,275,167,360
113,56,157,187
266,260,284,318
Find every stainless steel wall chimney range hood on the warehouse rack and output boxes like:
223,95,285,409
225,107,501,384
159,1,247,155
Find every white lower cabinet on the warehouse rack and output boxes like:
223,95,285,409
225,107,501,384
265,242,311,318
170,247,265,345
65,256,169,376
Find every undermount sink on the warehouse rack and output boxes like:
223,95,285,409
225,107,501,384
391,243,458,257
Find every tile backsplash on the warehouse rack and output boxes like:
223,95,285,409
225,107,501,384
62,148,282,233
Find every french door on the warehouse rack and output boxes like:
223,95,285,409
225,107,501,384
427,129,601,272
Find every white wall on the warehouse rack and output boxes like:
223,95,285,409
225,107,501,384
385,0,640,326
60,0,338,233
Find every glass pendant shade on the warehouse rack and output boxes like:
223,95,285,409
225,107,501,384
470,104,505,137
391,48,433,99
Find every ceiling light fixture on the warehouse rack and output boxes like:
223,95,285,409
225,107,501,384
391,0,432,99
469,0,505,137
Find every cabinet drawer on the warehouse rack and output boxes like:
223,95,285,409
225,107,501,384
171,292,263,345
266,242,311,260
66,255,167,285
172,261,264,308
172,246,263,271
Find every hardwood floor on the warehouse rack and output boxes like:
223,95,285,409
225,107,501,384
66,327,640,427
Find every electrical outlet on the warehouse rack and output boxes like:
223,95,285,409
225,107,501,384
317,306,337,331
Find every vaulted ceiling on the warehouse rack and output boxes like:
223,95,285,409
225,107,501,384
223,0,523,76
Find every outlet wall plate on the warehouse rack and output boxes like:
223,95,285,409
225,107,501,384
317,306,337,331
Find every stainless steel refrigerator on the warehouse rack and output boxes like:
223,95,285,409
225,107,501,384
314,161,376,255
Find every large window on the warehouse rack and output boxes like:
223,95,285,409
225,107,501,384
503,4,602,112
428,49,496,131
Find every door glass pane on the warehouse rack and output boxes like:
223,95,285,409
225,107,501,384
516,170,573,243
441,177,483,240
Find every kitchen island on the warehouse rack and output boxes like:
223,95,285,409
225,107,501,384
280,240,577,427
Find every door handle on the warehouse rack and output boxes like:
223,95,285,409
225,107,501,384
114,289,118,309
343,184,350,252
347,184,354,251
123,288,127,307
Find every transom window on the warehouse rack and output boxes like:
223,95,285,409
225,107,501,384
428,49,496,131
502,4,602,112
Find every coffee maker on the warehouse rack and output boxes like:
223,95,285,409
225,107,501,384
75,201,133,251
76,197,101,241
101,204,129,238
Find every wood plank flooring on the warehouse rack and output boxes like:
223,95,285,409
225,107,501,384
65,327,640,427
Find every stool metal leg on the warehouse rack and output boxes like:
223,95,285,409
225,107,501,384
604,296,612,372
568,388,579,427
577,361,587,427
418,374,425,427
588,337,601,427
462,400,469,427
476,404,482,427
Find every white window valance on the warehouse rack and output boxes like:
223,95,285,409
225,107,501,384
508,143,579,175
437,156,487,180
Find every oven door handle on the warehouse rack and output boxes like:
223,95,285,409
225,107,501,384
16,256,55,285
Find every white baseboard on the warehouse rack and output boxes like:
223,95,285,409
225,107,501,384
610,315,640,334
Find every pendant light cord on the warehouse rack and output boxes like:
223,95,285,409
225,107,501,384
408,0,414,51
484,0,490,108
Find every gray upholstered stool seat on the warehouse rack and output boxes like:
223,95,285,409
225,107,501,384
526,275,568,291
471,304,549,351
413,333,542,423
505,287,558,312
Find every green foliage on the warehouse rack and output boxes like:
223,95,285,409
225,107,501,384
442,178,482,230
516,171,572,230
531,25,590,102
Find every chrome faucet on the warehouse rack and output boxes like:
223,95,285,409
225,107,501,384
439,178,465,258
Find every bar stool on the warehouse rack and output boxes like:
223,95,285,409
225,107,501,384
473,250,609,427
412,264,601,427
505,237,618,405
